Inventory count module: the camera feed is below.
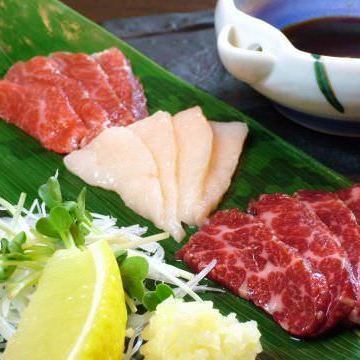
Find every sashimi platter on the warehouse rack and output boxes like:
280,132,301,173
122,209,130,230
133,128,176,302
0,0,359,359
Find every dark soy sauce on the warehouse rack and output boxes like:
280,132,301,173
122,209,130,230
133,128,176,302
282,17,360,57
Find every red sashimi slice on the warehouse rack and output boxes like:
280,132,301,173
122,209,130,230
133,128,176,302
249,193,356,333
0,80,87,153
338,184,360,225
176,209,330,337
5,56,109,143
51,52,134,126
296,190,360,324
93,47,148,122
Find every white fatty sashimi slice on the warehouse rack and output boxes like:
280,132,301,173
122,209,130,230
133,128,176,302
129,111,185,242
194,121,248,226
173,106,213,225
64,127,166,232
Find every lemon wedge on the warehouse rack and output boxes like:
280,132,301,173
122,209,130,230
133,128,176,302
4,240,127,360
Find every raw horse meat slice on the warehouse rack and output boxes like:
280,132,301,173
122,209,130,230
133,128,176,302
0,80,87,153
52,52,134,126
64,127,167,233
0,49,148,154
5,56,109,142
176,209,330,337
173,106,213,225
93,48,148,121
249,193,355,332
194,121,248,226
129,111,185,241
296,190,360,324
338,184,360,224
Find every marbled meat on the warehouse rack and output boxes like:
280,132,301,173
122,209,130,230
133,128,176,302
249,193,355,332
176,209,330,337
338,184,360,225
296,189,360,324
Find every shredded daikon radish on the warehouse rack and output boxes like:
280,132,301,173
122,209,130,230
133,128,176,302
175,259,218,297
192,285,225,293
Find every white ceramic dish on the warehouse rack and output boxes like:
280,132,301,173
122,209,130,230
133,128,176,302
215,0,360,136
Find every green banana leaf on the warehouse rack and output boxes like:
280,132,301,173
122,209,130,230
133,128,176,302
0,0,358,358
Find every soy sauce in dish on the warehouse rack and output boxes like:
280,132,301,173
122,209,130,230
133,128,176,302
282,17,360,58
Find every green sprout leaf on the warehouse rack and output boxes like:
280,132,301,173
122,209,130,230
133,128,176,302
120,256,149,302
36,218,58,238
38,176,62,209
77,188,86,214
49,206,73,233
1,238,9,255
36,206,75,248
121,256,149,280
0,266,15,282
115,249,128,266
8,231,26,254
35,178,93,250
128,281,146,301
73,188,92,225
0,232,29,282
142,292,159,312
154,283,174,302
70,224,85,248
63,201,77,213
1,232,27,259
143,284,174,311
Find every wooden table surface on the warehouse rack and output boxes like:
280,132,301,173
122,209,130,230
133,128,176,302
62,0,216,23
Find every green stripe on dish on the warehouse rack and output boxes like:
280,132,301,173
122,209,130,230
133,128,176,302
313,54,345,113
312,54,345,113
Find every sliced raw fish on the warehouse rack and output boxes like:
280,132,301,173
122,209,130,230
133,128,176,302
173,106,213,225
93,48,148,121
0,80,88,153
5,56,109,142
194,121,248,226
129,111,185,241
52,52,134,126
64,127,166,232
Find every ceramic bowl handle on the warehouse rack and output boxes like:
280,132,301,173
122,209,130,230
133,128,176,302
217,25,275,85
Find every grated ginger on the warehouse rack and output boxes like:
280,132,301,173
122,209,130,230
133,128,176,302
140,298,262,360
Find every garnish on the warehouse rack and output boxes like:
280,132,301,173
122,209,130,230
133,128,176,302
38,175,63,208
143,284,174,311
0,232,27,282
0,173,222,358
141,298,262,359
36,206,74,247
120,256,149,302
36,176,91,248
118,251,174,312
